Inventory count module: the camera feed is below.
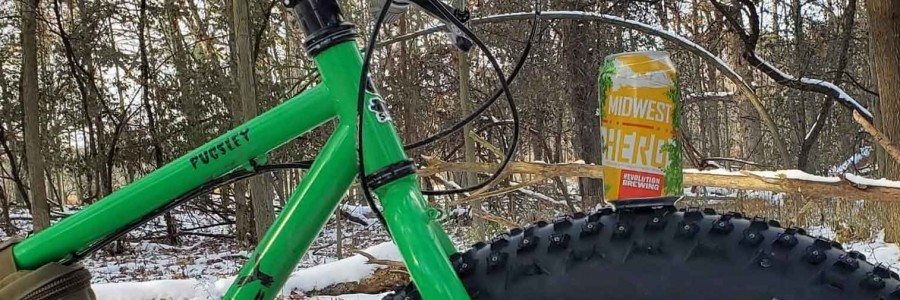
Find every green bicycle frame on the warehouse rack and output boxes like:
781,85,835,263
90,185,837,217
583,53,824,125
9,2,470,299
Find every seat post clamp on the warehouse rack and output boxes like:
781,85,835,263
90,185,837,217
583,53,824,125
365,159,417,190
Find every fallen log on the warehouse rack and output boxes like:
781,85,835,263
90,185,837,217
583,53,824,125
91,243,409,298
306,265,407,296
418,159,900,202
296,246,408,297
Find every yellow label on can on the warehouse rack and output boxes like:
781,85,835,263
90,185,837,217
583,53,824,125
598,51,683,203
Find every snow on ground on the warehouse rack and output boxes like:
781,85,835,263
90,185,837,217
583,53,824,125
342,204,380,226
808,227,900,271
91,242,401,299
845,173,900,188
71,205,373,285
683,186,786,203
831,146,873,175
276,242,401,295
1,204,395,299
684,168,900,189
305,294,390,299
92,280,213,300
87,225,900,299
5,168,900,299
685,91,733,98
86,239,251,284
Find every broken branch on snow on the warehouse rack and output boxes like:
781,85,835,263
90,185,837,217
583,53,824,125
854,111,900,163
419,159,900,202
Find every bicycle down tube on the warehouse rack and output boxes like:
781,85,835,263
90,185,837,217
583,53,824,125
10,0,470,299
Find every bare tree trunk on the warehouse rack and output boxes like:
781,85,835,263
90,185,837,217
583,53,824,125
21,0,50,231
0,125,30,208
335,204,343,258
73,0,109,198
398,18,422,152
273,172,286,207
140,0,178,245
792,0,810,144
452,0,477,189
866,0,900,180
50,0,99,202
723,0,760,162
222,0,254,247
866,0,900,244
797,0,857,171
561,1,603,207
233,0,274,244
703,62,722,157
43,171,61,208
0,184,17,235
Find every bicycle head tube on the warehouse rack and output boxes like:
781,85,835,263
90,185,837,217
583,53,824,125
284,0,359,56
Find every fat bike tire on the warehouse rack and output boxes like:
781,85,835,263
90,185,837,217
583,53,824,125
385,206,900,300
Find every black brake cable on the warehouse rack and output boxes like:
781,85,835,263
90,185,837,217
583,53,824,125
357,0,540,228
68,8,541,261
356,0,395,232
417,0,541,195
403,8,540,152
289,5,541,164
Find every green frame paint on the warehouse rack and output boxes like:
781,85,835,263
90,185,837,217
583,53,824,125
11,41,470,300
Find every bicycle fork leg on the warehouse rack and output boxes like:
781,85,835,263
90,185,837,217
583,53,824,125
375,176,471,300
224,125,356,300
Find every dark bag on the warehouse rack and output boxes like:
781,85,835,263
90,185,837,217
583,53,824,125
0,238,96,300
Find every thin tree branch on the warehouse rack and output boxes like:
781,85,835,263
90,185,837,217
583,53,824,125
854,112,900,164
252,0,280,64
377,11,793,167
711,0,875,123
798,0,857,170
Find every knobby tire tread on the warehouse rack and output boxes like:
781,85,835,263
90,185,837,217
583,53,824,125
385,207,900,300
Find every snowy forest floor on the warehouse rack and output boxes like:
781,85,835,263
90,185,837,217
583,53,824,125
3,200,900,299
2,204,406,299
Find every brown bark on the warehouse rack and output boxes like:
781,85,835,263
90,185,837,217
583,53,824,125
420,159,900,202
798,0,857,171
21,0,50,231
560,1,603,207
222,0,253,247
865,0,900,180
50,0,100,202
454,0,477,189
233,0,274,244
711,0,874,123
0,125,30,207
380,11,793,166
0,184,17,235
306,266,408,296
140,0,178,246
722,0,760,161
854,112,900,170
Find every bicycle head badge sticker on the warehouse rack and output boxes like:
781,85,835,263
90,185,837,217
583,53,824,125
369,96,393,123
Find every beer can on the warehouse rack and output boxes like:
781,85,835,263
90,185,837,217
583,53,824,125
598,51,683,206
